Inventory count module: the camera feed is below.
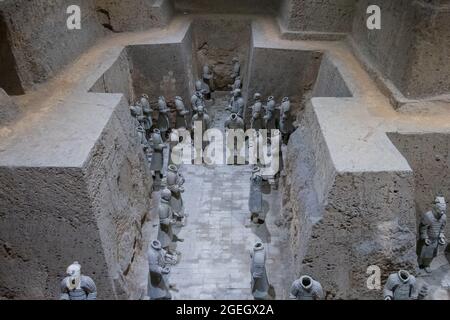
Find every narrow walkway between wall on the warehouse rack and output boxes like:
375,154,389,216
166,94,290,299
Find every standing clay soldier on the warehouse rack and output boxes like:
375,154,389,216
191,91,206,114
225,113,245,164
248,166,264,224
250,93,264,132
250,242,270,300
174,96,189,129
290,275,323,300
279,97,293,144
167,164,187,225
417,196,447,273
137,125,149,151
157,96,170,140
60,262,97,300
150,129,167,180
158,189,177,262
192,105,211,136
230,57,240,81
196,79,211,101
130,103,145,128
139,94,153,137
264,96,276,131
229,76,242,92
147,240,172,300
384,270,418,300
225,113,244,130
226,89,244,118
202,64,214,97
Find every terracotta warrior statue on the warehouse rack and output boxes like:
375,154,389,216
250,93,264,132
226,89,244,118
147,240,172,300
417,196,447,273
250,242,270,300
167,164,187,225
248,166,264,224
139,94,153,137
278,97,293,143
157,189,178,263
290,275,323,300
264,96,276,131
157,96,171,140
60,262,97,300
174,96,189,130
384,270,418,300
149,129,167,180
230,57,240,81
191,90,206,115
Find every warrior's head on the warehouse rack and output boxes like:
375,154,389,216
66,262,82,290
197,105,205,116
195,80,203,91
433,196,446,217
232,57,239,63
282,97,289,103
233,89,241,98
254,93,261,101
230,113,238,122
168,164,178,173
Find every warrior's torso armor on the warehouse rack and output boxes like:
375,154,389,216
60,275,97,300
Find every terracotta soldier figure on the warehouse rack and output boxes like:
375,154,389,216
60,262,97,300
264,96,276,131
147,240,172,300
250,93,264,132
150,129,167,180
174,96,189,129
250,242,270,300
167,164,187,225
290,275,323,300
248,166,264,224
226,89,244,118
158,189,178,263
230,57,240,81
384,270,418,300
278,97,293,144
157,96,170,140
417,196,447,273
139,94,153,137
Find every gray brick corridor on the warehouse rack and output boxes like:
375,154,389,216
167,95,290,300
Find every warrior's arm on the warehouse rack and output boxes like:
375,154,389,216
82,276,97,300
60,279,70,300
439,216,447,238
419,215,430,240
383,275,396,300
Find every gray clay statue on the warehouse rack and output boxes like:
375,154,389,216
384,270,418,300
230,57,240,81
157,189,176,254
147,240,172,300
174,96,189,129
150,129,167,178
225,113,244,130
157,96,171,137
167,164,187,225
264,96,276,131
226,89,244,118
290,275,323,300
249,166,264,224
60,262,97,300
250,93,264,131
229,76,242,92
191,105,211,135
279,97,293,142
250,242,270,300
417,196,447,273
139,94,153,136
191,91,206,114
